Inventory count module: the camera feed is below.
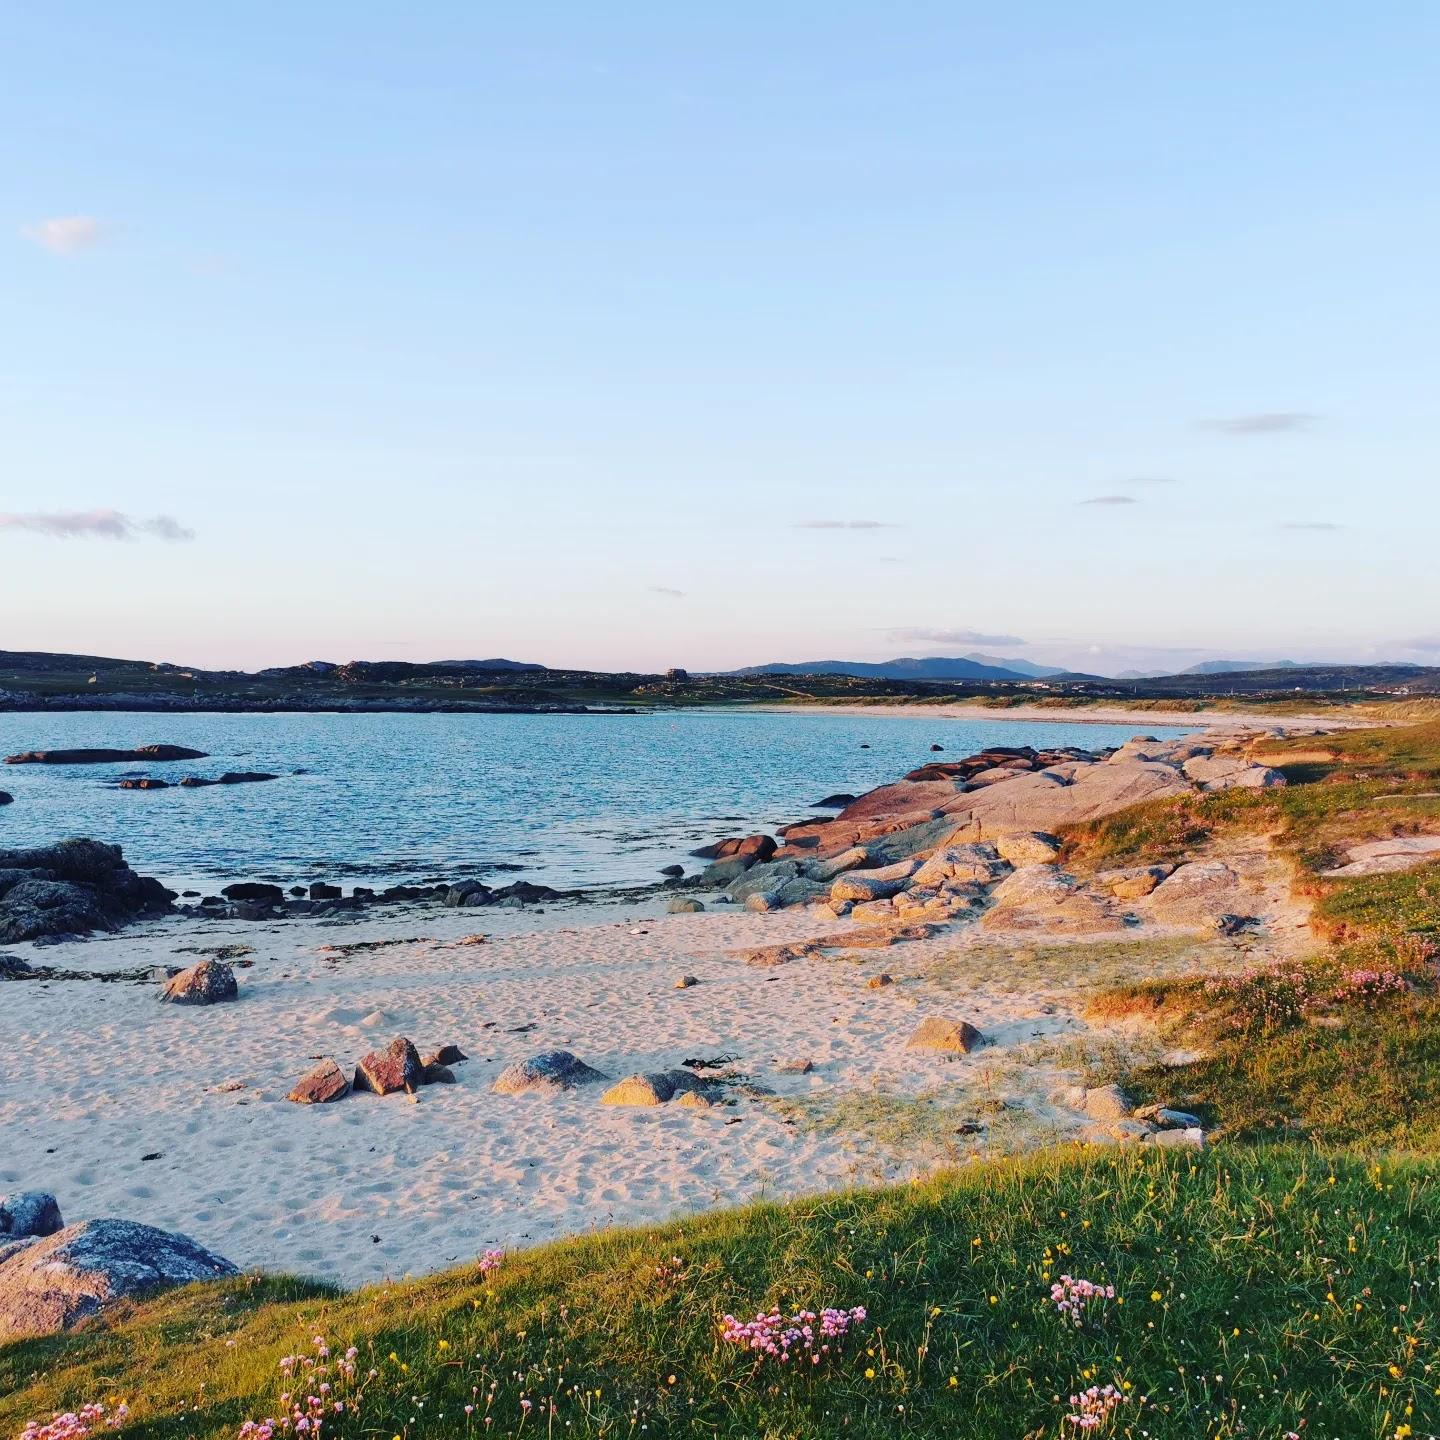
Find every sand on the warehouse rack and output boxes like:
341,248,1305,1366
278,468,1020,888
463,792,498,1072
0,888,1240,1288
739,702,1367,730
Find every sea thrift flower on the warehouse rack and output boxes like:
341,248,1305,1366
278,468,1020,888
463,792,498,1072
1050,1275,1116,1327
1065,1382,1127,1429
718,1305,866,1363
478,1248,505,1276
20,1404,128,1440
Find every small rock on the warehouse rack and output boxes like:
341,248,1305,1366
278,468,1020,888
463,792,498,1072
1150,1126,1206,1150
492,1050,609,1096
777,1058,814,1074
1134,1104,1204,1129
659,864,685,878
600,1070,709,1106
309,882,342,901
423,1044,468,1066
221,882,285,903
667,898,705,914
867,973,894,989
1081,1084,1134,1121
421,1063,457,1085
353,1036,424,1096
675,975,698,989
159,960,238,1006
674,1089,714,1109
287,1059,351,1105
905,1016,984,1055
0,793,11,806
0,1192,63,1239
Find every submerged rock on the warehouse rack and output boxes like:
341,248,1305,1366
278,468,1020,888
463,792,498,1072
3,745,207,765
0,1219,238,1339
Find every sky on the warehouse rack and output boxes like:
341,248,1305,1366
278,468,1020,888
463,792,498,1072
3,3,1437,677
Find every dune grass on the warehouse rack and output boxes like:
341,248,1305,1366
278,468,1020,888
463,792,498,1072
5,1148,1439,1440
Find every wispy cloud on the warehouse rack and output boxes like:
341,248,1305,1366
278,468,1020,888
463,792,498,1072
1080,495,1138,506
20,216,107,255
885,626,1026,648
794,519,895,530
1281,520,1344,532
1130,476,1179,485
648,585,685,598
1199,412,1318,435
0,509,195,541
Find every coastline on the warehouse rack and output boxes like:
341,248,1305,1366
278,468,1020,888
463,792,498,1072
728,700,1365,729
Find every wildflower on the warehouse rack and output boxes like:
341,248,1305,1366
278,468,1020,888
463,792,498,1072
1050,1275,1116,1328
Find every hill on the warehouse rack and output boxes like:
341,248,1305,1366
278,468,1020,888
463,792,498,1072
728,655,1031,681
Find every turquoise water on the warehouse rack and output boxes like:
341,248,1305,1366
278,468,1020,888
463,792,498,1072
0,709,1189,892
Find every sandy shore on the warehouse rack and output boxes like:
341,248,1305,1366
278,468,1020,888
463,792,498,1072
738,702,1364,729
0,889,1266,1288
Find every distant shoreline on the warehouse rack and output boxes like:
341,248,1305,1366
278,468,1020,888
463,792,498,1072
729,700,1368,729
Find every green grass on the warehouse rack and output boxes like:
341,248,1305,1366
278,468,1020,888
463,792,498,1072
5,1149,1439,1440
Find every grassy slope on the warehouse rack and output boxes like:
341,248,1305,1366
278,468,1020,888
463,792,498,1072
10,720,1440,1438
4,1149,1438,1440
1067,719,1440,1148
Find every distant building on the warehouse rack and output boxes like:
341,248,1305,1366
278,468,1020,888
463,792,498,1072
665,668,689,681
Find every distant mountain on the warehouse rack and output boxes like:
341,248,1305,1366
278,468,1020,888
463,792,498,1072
430,659,546,672
728,656,1031,682
1180,659,1300,676
960,653,1068,678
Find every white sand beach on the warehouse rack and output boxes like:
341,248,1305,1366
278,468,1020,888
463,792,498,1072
0,858,1305,1288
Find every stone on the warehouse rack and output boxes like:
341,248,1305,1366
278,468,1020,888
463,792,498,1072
287,1059,351,1105
1095,864,1174,899
1081,1084,1133,1121
221,882,285,903
309,882,342,900
1145,861,1243,926
994,831,1063,866
777,1058,814,1074
1182,755,1287,791
675,974,698,988
939,760,1192,834
492,1050,609,1096
830,867,912,903
600,1070,709,1106
910,844,1008,889
983,865,1125,935
159,959,238,1006
1134,1104,1204,1129
673,1089,714,1109
803,846,874,882
422,1063,457,1085
0,1192,63,1239
118,776,169,790
423,1044,468,1066
699,857,756,887
0,1219,238,1340
905,1016,984,1055
691,833,777,863
0,793,11,805
444,881,492,908
666,898,705,914
814,793,857,808
1150,1126,1206,1150
353,1036,424,1095
867,973,894,988
659,864,685,877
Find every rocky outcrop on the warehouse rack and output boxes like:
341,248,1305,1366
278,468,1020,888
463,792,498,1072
4,745,208,765
221,881,285,903
159,959,238,1006
492,1050,609,1096
178,772,279,788
1181,754,1286,791
1095,864,1174,899
994,831,1062,866
0,1219,237,1339
982,865,1126,934
691,833,776,863
1143,861,1244,927
0,839,174,943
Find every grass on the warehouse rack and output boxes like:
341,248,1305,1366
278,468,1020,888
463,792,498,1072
5,1149,1440,1440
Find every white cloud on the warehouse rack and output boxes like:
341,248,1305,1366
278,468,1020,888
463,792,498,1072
1198,412,1317,434
885,626,1026,647
20,216,107,255
1281,521,1344,532
794,519,895,530
1080,495,1138,506
0,509,194,541
648,586,685,598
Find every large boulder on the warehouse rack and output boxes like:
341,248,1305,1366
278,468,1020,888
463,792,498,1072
220,881,285,903
0,1192,63,1239
0,792,13,805
0,1219,238,1339
910,844,1009,889
691,833,776,863
0,839,173,943
353,1036,424,1095
1144,861,1244,927
1181,755,1287,791
492,1050,609,1096
159,959,238,1006
982,865,1126,934
994,831,1063,866
1095,864,1175,899
940,760,1192,835
600,1070,709,1106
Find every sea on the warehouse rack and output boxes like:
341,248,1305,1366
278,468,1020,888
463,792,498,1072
0,709,1190,893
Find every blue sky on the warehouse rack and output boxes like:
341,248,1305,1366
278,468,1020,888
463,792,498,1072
3,3,1436,675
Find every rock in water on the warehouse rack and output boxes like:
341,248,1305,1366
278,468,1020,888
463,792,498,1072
353,1036,424,1095
0,792,12,805
0,839,174,943
0,1192,63,1239
0,1219,238,1339
221,881,285,903
691,833,777,863
905,1016,984,1055
159,959,238,1006
492,1050,609,1096
287,1059,351,1105
3,745,208,765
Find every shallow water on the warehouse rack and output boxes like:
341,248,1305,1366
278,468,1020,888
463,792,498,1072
0,709,1188,891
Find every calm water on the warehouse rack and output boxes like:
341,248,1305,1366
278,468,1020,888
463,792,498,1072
0,709,1189,892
